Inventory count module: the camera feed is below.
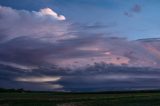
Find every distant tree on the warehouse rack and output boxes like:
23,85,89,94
17,88,24,93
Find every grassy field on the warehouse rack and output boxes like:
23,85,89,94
1,92,160,106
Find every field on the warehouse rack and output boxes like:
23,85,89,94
1,91,160,106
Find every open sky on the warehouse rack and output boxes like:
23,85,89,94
1,0,160,91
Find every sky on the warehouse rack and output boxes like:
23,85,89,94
1,0,160,91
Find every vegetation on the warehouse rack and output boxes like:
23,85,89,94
1,89,160,106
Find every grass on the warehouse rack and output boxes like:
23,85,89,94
1,92,160,106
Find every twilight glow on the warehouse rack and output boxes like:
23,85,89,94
0,0,160,91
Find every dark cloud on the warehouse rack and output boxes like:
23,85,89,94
131,4,141,13
1,5,160,91
1,63,160,91
70,22,116,31
124,12,133,17
0,5,160,67
124,4,142,17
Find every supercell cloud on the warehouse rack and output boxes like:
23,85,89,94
0,4,160,91
0,5,160,68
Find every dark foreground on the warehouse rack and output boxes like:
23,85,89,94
1,91,160,106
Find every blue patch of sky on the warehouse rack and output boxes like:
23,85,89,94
1,0,160,39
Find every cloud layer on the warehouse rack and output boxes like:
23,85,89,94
0,5,68,42
1,63,160,91
1,5,160,68
0,5,160,91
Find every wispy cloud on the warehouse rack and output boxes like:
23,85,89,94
131,4,141,13
15,76,61,83
124,4,142,17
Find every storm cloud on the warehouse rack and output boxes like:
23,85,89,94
1,5,160,68
1,5,160,91
1,63,160,91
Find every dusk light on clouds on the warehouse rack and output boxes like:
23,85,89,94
1,0,160,91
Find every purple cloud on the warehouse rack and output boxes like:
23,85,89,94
124,4,142,17
131,4,141,13
0,5,160,69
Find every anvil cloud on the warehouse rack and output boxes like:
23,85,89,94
1,6,160,69
0,4,160,91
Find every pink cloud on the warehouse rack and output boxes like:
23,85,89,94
131,4,141,13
